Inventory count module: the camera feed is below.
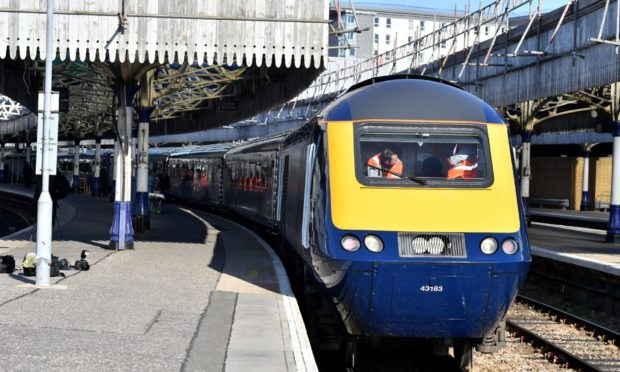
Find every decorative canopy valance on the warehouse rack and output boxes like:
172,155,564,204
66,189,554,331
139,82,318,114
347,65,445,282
0,0,328,67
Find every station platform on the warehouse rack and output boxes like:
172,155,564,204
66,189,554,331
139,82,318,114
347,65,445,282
0,186,316,371
0,183,36,200
530,207,608,228
528,207,620,277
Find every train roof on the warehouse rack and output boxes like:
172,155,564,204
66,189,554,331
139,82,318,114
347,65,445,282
149,148,181,157
57,149,113,159
168,143,234,157
224,132,290,156
319,75,504,124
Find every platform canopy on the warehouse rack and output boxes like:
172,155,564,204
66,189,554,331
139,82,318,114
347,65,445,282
1,0,326,68
0,0,328,141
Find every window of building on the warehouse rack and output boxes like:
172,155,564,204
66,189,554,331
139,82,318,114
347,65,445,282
349,48,356,57
441,40,447,48
385,34,391,45
485,26,490,36
418,52,425,62
386,18,392,28
420,21,425,32
408,36,413,43
374,33,379,44
409,19,414,30
374,17,379,27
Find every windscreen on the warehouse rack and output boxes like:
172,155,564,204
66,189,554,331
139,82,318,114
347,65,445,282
356,123,493,187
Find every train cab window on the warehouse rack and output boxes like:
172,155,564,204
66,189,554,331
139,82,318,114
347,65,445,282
355,123,493,188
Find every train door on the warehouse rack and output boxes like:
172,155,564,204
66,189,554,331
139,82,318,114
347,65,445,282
302,126,326,252
278,123,319,253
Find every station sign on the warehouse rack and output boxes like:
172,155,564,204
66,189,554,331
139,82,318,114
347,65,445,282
35,92,59,175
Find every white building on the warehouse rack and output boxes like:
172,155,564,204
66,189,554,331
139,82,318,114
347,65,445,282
329,3,507,67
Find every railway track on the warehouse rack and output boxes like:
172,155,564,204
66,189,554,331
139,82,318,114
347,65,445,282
506,295,620,371
516,295,620,346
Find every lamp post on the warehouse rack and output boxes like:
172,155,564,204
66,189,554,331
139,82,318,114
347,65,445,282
35,0,57,286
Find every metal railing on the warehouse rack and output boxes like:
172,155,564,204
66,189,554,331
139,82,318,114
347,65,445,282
289,0,536,115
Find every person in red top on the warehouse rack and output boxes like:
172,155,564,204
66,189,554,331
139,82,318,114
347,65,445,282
367,148,403,179
447,144,478,179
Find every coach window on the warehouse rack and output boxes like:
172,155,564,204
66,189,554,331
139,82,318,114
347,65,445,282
230,164,237,185
355,123,493,188
243,163,250,186
175,163,182,180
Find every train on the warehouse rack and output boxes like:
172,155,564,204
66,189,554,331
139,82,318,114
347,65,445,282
167,75,531,367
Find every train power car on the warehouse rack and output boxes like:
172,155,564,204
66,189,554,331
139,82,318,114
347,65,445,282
167,75,531,367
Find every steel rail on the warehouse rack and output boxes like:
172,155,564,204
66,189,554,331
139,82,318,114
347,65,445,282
506,319,602,372
516,295,620,346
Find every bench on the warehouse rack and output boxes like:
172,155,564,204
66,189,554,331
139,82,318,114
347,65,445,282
528,197,569,209
595,192,610,212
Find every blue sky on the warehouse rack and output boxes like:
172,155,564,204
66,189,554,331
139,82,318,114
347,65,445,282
353,0,569,13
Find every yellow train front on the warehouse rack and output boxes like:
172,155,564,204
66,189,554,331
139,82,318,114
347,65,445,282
277,75,531,353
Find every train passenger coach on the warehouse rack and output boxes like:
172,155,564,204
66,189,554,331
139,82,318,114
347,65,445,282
223,135,284,226
167,145,231,206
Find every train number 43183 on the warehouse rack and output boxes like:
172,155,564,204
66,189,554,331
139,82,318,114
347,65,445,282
420,285,443,292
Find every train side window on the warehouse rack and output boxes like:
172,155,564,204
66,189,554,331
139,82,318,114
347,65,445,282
277,155,289,223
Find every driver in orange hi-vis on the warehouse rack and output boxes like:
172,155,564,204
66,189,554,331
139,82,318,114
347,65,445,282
366,148,403,179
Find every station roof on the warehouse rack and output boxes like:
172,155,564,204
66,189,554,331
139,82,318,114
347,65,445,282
0,1,326,68
0,1,328,141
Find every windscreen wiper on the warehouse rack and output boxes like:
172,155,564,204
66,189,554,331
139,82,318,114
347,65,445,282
366,164,426,185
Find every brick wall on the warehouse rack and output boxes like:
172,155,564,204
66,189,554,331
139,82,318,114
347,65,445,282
530,157,575,208
593,157,612,210
530,157,599,210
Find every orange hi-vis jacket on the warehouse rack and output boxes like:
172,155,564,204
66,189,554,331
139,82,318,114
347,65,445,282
367,153,403,179
447,159,478,179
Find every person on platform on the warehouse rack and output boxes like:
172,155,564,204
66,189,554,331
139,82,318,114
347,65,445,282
22,162,33,188
158,172,170,198
99,165,109,198
33,170,70,227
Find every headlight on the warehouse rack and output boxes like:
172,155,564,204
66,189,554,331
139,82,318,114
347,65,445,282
501,238,519,254
427,237,445,255
340,235,361,251
364,235,384,253
480,237,498,255
412,237,427,254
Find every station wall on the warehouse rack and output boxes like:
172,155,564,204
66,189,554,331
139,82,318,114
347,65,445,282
530,157,612,211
